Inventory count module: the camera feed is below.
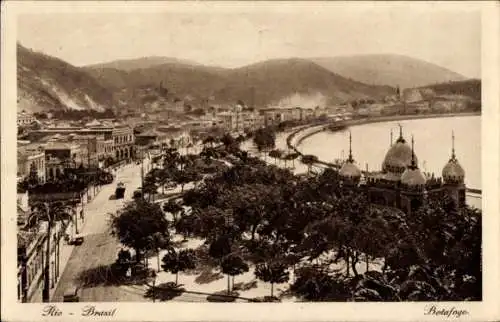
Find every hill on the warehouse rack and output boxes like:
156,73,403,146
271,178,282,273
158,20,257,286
217,58,395,107
85,58,396,109
311,55,467,89
17,44,116,114
417,79,481,101
83,56,203,72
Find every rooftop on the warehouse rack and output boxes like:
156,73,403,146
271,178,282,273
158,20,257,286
44,142,80,150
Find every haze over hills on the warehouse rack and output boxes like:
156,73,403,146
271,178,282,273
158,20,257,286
310,55,467,89
213,58,395,106
17,43,116,113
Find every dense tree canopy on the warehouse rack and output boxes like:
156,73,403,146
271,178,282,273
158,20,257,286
109,200,169,261
253,128,276,152
176,143,482,301
108,129,481,302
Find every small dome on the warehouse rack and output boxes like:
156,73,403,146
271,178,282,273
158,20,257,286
442,132,465,184
382,138,418,174
401,168,427,186
442,158,465,184
340,161,361,180
339,131,361,181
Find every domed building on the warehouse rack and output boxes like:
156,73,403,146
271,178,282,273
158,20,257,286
441,131,466,207
359,127,466,214
339,131,362,185
381,126,418,178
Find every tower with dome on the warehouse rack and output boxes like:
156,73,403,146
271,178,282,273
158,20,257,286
338,125,466,214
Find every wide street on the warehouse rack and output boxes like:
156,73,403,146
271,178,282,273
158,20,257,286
51,160,211,302
51,162,149,302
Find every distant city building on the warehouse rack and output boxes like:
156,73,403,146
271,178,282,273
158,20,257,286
44,142,81,178
402,88,424,103
17,111,36,126
17,146,46,183
27,121,135,161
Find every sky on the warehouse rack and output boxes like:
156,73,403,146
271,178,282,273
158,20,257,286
16,3,481,78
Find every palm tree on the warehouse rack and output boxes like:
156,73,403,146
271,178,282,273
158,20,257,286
301,155,318,174
147,232,171,272
255,261,290,297
268,149,283,166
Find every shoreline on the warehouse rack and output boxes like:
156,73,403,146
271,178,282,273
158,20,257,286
283,112,482,196
289,112,481,151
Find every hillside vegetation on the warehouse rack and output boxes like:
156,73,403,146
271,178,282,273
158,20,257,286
18,45,475,116
418,79,481,101
17,44,115,113
85,58,396,109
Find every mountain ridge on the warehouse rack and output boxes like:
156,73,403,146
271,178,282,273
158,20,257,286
84,54,468,90
84,57,396,110
310,54,467,89
18,45,476,115
83,56,203,71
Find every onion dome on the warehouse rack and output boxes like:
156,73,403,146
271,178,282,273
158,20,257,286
442,131,465,184
339,131,361,180
401,136,426,186
382,124,418,175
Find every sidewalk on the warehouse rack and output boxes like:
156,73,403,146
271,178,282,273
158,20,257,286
47,183,103,300
49,222,77,299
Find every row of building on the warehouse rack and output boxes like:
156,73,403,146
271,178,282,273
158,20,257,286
17,117,198,184
197,105,348,134
15,103,355,183
357,88,475,118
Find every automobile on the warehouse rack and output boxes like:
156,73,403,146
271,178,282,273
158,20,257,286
101,173,114,184
63,284,80,302
115,182,126,199
68,234,84,246
133,188,142,199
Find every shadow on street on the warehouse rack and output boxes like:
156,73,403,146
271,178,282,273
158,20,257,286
194,269,224,284
144,282,185,301
206,289,240,302
76,263,150,288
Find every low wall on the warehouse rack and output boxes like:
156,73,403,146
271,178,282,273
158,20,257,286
289,112,481,152
286,111,483,179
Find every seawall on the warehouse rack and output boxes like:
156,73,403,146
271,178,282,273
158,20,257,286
285,112,482,195
288,112,481,152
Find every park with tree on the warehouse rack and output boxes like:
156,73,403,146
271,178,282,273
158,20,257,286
106,126,482,302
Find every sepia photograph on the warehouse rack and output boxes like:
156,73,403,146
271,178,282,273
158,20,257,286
1,1,499,321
